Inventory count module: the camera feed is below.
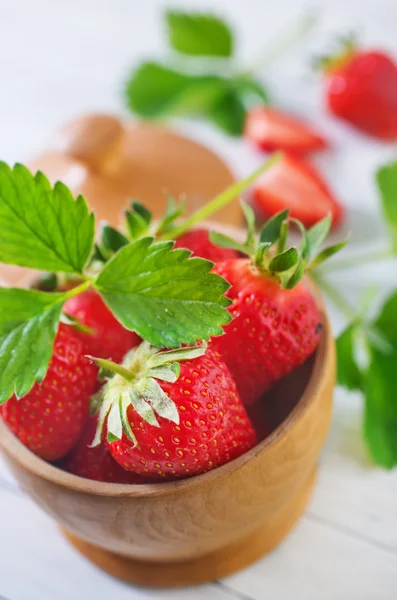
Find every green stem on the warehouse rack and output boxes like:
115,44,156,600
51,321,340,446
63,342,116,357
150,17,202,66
240,11,317,77
325,248,393,273
164,151,282,240
62,279,92,301
312,272,356,320
87,356,135,381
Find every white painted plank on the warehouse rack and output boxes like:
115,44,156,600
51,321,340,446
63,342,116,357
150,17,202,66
224,515,397,600
0,486,234,600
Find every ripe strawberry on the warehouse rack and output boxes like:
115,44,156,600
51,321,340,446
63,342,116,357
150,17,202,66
64,289,140,363
174,229,239,262
252,153,343,228
90,343,256,479
208,204,346,405
62,415,145,483
245,106,327,155
1,324,98,461
212,259,322,405
319,39,397,140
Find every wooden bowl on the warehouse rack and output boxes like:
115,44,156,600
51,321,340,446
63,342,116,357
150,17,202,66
0,264,335,586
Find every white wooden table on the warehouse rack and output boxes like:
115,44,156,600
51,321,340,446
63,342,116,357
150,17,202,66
0,1,397,598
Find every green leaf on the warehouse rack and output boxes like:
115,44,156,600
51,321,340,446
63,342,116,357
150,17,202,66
233,76,270,108
307,215,332,257
269,248,299,272
94,238,231,348
376,161,397,253
156,196,186,236
364,344,397,468
336,324,364,392
125,202,152,241
259,210,289,245
310,239,348,269
165,11,234,57
100,224,129,258
375,291,397,342
208,85,246,136
240,200,256,247
0,288,66,403
125,62,226,119
285,257,305,289
0,163,95,273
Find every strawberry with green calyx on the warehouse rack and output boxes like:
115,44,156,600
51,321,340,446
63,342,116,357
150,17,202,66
1,323,98,461
315,34,397,140
89,342,256,479
208,203,346,405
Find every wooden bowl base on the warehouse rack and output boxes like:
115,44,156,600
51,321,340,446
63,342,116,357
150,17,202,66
62,468,316,588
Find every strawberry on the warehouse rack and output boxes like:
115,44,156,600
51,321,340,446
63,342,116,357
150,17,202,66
174,228,239,262
1,324,98,461
212,259,322,405
64,289,140,363
319,38,397,140
252,153,343,228
90,343,256,479
245,106,327,155
208,204,346,405
62,415,145,483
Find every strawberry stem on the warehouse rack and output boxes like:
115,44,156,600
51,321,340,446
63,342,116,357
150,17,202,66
62,279,93,301
240,11,317,77
164,151,283,240
311,272,356,319
322,248,393,273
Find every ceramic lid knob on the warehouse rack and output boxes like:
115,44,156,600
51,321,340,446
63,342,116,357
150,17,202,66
51,114,125,174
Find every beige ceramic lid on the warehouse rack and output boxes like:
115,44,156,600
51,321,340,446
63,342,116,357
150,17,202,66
2,114,241,286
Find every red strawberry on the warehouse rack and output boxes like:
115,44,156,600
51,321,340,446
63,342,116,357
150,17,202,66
323,46,397,140
1,324,98,461
91,343,256,480
64,289,140,363
207,205,345,406
62,415,145,483
174,229,239,262
252,153,343,228
245,106,327,155
212,259,322,405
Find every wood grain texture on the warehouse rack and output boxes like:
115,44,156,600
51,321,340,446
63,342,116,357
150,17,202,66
0,295,335,586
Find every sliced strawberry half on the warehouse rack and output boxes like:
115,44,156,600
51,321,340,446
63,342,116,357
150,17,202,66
252,153,343,228
245,106,327,155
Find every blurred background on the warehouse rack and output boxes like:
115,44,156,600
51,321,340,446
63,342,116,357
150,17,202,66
1,2,397,599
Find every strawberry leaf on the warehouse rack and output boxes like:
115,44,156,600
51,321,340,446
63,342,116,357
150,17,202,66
310,239,348,269
165,11,234,57
94,238,231,347
0,288,66,403
307,215,332,257
269,248,299,272
259,210,289,245
125,62,226,118
0,163,95,273
208,86,246,135
364,344,397,469
376,161,397,253
336,324,364,391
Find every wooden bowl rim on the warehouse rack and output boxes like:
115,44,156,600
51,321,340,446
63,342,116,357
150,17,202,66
0,222,333,498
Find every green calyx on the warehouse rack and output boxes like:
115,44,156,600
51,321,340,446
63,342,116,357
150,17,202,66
313,33,358,75
210,202,347,289
89,342,206,447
